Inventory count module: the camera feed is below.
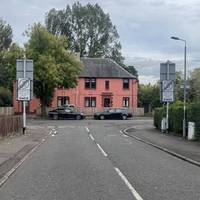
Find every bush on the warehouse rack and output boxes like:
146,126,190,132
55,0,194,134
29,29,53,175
168,102,183,134
154,107,165,129
187,102,200,140
154,101,200,140
0,87,12,107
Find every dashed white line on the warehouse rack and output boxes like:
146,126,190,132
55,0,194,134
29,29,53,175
89,134,95,141
85,127,90,133
96,143,108,157
114,167,143,200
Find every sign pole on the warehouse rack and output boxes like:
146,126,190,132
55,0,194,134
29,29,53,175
23,55,26,134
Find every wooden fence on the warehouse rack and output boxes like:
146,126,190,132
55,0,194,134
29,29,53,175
0,107,14,116
0,115,22,137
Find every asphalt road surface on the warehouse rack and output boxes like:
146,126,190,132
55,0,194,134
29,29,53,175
0,119,199,200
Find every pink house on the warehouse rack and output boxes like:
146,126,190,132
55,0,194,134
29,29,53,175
13,58,138,113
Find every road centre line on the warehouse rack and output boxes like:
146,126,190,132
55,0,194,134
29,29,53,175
96,143,108,157
89,134,95,141
85,127,90,133
114,167,144,200
86,127,142,199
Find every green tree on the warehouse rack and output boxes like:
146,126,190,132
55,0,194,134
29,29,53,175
0,87,12,106
188,68,200,102
138,83,161,113
25,23,82,115
0,18,12,50
45,2,124,64
123,65,138,77
175,71,182,101
0,43,24,89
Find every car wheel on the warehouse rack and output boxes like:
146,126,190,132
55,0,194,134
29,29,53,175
122,115,127,120
53,114,58,120
76,115,81,120
100,115,105,120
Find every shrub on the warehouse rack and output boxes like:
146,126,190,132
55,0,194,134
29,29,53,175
0,87,12,107
168,102,183,134
187,102,200,140
154,107,165,129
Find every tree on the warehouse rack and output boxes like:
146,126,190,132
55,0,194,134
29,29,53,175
188,68,200,102
45,2,124,64
138,83,161,113
175,71,183,101
25,23,82,115
123,65,138,77
0,43,24,89
0,87,12,106
0,18,12,50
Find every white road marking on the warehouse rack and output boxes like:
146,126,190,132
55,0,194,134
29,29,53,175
89,134,95,141
85,127,90,133
123,134,129,138
114,167,143,200
96,143,108,157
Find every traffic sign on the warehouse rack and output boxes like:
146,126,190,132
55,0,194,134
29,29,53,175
160,61,175,81
17,78,31,101
161,80,175,102
16,59,33,99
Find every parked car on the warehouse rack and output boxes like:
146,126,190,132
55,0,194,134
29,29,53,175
48,107,85,120
94,108,133,120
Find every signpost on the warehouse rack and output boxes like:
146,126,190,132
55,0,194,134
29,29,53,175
160,61,176,132
17,78,31,101
16,57,33,134
162,80,174,102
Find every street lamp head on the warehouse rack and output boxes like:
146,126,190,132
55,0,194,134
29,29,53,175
171,36,180,40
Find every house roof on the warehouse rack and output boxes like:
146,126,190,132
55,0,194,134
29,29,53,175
79,58,137,79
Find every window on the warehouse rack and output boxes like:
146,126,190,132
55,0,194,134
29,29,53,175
123,97,129,107
84,97,96,107
105,80,109,90
57,96,70,107
123,79,129,89
85,78,96,89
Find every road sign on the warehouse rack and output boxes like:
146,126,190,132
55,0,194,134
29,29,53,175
17,78,31,101
16,59,33,99
161,80,174,102
160,61,175,81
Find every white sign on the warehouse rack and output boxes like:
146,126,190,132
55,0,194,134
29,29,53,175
162,80,174,102
17,78,31,101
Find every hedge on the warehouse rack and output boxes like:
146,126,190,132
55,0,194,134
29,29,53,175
154,102,200,139
154,107,165,129
187,102,200,140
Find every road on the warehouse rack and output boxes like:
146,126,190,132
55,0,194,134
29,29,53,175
0,119,200,200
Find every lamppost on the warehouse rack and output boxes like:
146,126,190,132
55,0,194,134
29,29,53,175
170,36,187,138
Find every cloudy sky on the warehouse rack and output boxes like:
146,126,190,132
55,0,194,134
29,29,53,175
1,0,200,84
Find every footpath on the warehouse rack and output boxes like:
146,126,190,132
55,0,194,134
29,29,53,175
0,126,51,184
124,124,200,166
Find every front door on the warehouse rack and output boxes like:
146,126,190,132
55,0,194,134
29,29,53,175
104,98,111,107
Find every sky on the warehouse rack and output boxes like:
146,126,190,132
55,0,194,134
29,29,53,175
1,0,200,84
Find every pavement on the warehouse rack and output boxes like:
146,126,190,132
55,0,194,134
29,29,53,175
124,123,200,165
0,125,52,181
